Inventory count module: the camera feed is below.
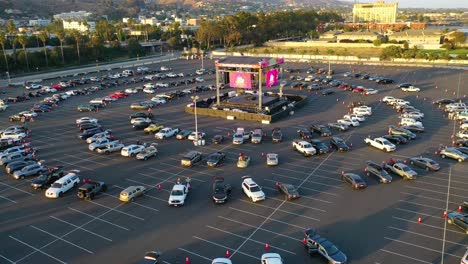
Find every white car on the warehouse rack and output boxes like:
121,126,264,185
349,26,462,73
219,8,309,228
86,131,112,144
195,77,205,82
343,114,365,122
89,98,104,104
241,176,265,202
143,83,155,89
151,97,167,104
401,111,424,119
195,69,205,75
187,132,206,141
365,88,378,95
402,86,421,92
400,118,423,127
130,117,151,125
121,144,145,157
364,137,396,152
266,153,279,166
19,111,38,118
166,72,177,78
26,83,42,90
143,87,155,94
155,127,180,139
304,75,314,82
160,66,171,71
212,258,232,264
232,133,244,144
337,118,359,127
168,178,191,206
125,88,138,94
261,253,284,264
382,96,397,104
89,139,119,151
457,130,468,139
461,123,468,130
1,132,26,140
45,171,80,198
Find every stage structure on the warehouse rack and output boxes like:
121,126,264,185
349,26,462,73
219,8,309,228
214,57,285,110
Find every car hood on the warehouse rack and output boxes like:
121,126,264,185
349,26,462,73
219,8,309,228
251,190,265,198
330,250,348,263
213,192,227,200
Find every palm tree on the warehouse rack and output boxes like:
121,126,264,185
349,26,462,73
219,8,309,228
17,34,30,71
6,20,17,65
55,29,66,64
69,30,82,64
38,31,49,67
0,31,9,72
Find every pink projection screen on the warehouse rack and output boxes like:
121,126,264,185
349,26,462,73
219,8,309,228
265,68,279,87
229,72,252,89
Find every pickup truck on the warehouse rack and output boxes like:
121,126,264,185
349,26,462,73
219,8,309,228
96,142,125,154
88,138,119,151
292,140,316,156
77,181,107,200
384,162,417,180
168,178,191,206
251,128,263,144
364,137,396,152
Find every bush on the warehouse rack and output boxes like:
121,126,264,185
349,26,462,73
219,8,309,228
373,39,382,46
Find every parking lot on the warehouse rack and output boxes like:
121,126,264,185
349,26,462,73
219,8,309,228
0,58,466,264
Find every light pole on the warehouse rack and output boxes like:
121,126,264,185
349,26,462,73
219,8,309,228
201,50,204,70
191,95,199,144
6,72,10,85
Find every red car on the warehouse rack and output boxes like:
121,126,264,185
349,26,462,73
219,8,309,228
109,93,125,99
52,84,64,90
352,87,365,93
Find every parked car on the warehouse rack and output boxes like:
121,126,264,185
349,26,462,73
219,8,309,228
138,251,161,264
45,170,80,198
212,135,224,144
241,176,265,202
408,157,440,171
447,212,468,234
206,152,226,167
276,183,300,200
342,172,367,189
13,163,46,180
266,153,279,166
212,176,232,204
120,186,146,202
136,145,158,160
181,151,202,167
271,127,283,143
30,166,65,189
330,137,350,152
303,229,347,264
440,147,467,162
365,160,392,183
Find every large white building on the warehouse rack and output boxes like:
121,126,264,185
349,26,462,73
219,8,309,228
54,11,92,21
29,19,51,27
63,20,96,32
353,1,398,23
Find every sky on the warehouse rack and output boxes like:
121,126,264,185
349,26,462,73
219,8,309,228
343,0,468,9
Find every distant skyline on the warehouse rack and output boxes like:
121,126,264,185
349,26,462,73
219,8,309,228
344,0,468,9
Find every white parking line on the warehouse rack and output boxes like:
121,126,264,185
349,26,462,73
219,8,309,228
9,235,67,264
30,225,94,254
384,237,462,258
263,194,327,213
177,248,212,262
238,199,322,220
404,186,467,198
273,169,343,183
100,192,160,213
143,170,205,183
380,249,432,264
160,162,216,177
265,177,342,190
68,207,130,231
262,186,332,204
298,185,339,196
389,226,466,247
395,208,439,218
193,236,260,260
400,192,460,206
218,216,301,242
415,180,467,192
206,225,297,255
88,200,145,220
423,175,468,186
50,216,112,242
53,159,91,171
0,181,35,196
0,254,15,264
228,207,306,229
399,200,447,211
392,216,465,235
126,178,170,194
0,194,17,203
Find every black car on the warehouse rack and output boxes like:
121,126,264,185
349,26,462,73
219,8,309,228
30,166,65,190
388,125,416,140
310,139,329,154
133,121,152,129
327,122,349,132
298,129,312,140
277,183,300,200
365,160,392,183
322,89,334,95
342,173,367,189
138,251,161,264
211,135,224,144
397,83,412,88
377,78,394,84
206,152,226,167
79,122,100,131
303,229,348,264
408,157,440,171
212,176,231,204
456,147,468,156
330,137,350,152
382,134,408,144
433,98,455,106
130,112,153,119
401,125,424,133
272,127,283,143
310,124,332,137
79,127,104,139
447,212,468,234
5,160,37,174
176,130,192,140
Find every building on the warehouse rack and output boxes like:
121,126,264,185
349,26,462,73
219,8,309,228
140,17,158,26
187,18,201,26
63,20,96,32
336,31,383,43
388,29,444,48
54,11,92,21
353,1,398,24
29,19,52,27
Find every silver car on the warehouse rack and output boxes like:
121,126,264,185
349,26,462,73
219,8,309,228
440,148,467,162
13,163,45,180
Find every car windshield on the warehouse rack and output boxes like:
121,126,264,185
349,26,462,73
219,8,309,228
214,186,224,194
402,166,411,172
285,184,296,192
304,144,313,148
268,157,276,161
36,174,48,181
51,183,62,188
250,186,261,192
383,141,392,145
171,190,184,196
234,134,243,139
322,240,340,255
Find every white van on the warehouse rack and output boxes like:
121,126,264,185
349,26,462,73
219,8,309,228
400,118,423,127
45,171,80,198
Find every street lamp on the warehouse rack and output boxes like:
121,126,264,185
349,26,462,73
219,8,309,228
191,95,199,144
6,72,10,85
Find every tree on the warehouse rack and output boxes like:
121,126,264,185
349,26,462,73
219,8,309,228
373,39,382,46
55,29,66,64
38,32,49,67
69,30,82,64
449,32,466,46
0,31,9,72
6,20,17,65
126,37,145,57
403,41,409,50
17,35,30,71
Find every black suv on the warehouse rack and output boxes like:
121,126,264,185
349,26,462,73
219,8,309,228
31,166,65,189
77,181,107,200
365,160,392,184
310,125,332,137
